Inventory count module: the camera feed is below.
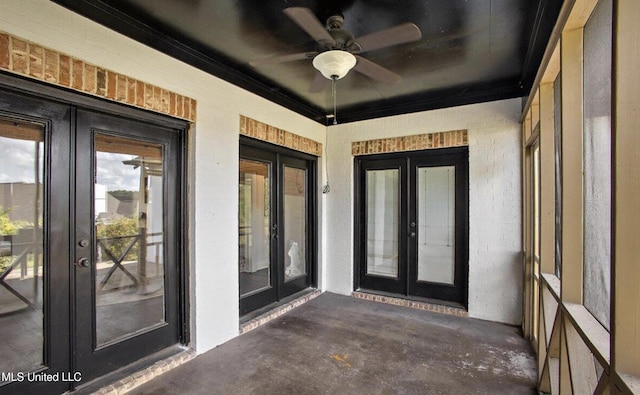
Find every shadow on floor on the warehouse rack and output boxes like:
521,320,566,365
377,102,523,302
131,292,537,395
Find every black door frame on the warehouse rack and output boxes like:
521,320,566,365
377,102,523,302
0,73,190,394
239,136,317,316
74,109,183,383
355,157,408,295
353,147,469,308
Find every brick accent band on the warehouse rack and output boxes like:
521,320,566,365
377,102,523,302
240,115,323,157
0,31,196,122
352,291,468,317
93,349,196,395
351,129,468,156
240,290,322,335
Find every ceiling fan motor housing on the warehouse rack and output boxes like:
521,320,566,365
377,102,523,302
325,15,357,50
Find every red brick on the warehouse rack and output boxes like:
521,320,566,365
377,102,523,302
153,86,161,111
144,83,154,110
0,33,10,69
29,44,44,79
72,59,83,90
106,70,116,99
176,95,183,118
127,78,136,105
84,63,96,94
182,96,190,119
59,54,71,86
169,92,176,116
116,73,127,101
96,67,106,96
11,38,28,75
190,98,196,121
44,49,58,83
161,89,170,113
136,81,144,107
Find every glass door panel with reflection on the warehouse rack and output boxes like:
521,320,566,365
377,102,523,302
358,158,407,295
283,166,307,283
0,118,45,381
93,133,166,346
239,158,272,297
75,109,181,384
239,141,315,316
417,166,455,285
366,169,399,279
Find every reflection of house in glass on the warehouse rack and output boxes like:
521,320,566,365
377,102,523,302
95,186,139,222
0,182,43,279
93,149,165,325
0,182,42,224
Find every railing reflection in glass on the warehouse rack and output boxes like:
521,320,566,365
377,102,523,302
94,134,165,346
0,118,45,380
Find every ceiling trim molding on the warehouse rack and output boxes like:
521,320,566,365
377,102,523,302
336,80,525,124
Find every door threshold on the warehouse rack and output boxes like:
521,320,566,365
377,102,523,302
240,288,321,334
352,290,468,317
70,344,195,395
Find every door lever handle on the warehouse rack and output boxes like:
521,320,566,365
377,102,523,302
409,232,416,238
76,257,90,268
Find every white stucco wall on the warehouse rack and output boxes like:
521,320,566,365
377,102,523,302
0,0,327,354
324,99,523,325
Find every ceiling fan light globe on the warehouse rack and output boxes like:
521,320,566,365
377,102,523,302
312,50,357,80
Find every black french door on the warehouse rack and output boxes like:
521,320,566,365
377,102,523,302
355,147,469,307
0,80,186,394
239,139,315,316
74,109,182,383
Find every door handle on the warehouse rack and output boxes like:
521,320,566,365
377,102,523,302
409,231,416,238
76,257,90,268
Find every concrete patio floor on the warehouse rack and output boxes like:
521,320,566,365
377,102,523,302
130,292,537,395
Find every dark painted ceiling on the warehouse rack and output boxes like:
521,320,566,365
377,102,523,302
52,0,563,124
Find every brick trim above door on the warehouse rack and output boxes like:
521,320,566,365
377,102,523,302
240,115,323,157
352,130,468,156
0,31,196,122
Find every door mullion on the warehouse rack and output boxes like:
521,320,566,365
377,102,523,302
274,154,283,301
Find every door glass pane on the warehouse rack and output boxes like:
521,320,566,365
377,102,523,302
284,166,306,282
417,166,455,284
94,134,165,346
239,159,271,296
366,169,399,278
0,118,45,378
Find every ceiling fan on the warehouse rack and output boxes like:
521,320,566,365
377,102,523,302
250,7,422,93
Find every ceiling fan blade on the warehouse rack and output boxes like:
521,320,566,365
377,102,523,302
353,23,422,53
354,56,401,85
309,71,328,93
249,52,317,67
283,7,335,46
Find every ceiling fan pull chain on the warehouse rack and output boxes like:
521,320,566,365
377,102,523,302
332,76,338,125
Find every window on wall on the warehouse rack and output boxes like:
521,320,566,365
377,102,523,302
582,0,612,331
553,72,562,279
